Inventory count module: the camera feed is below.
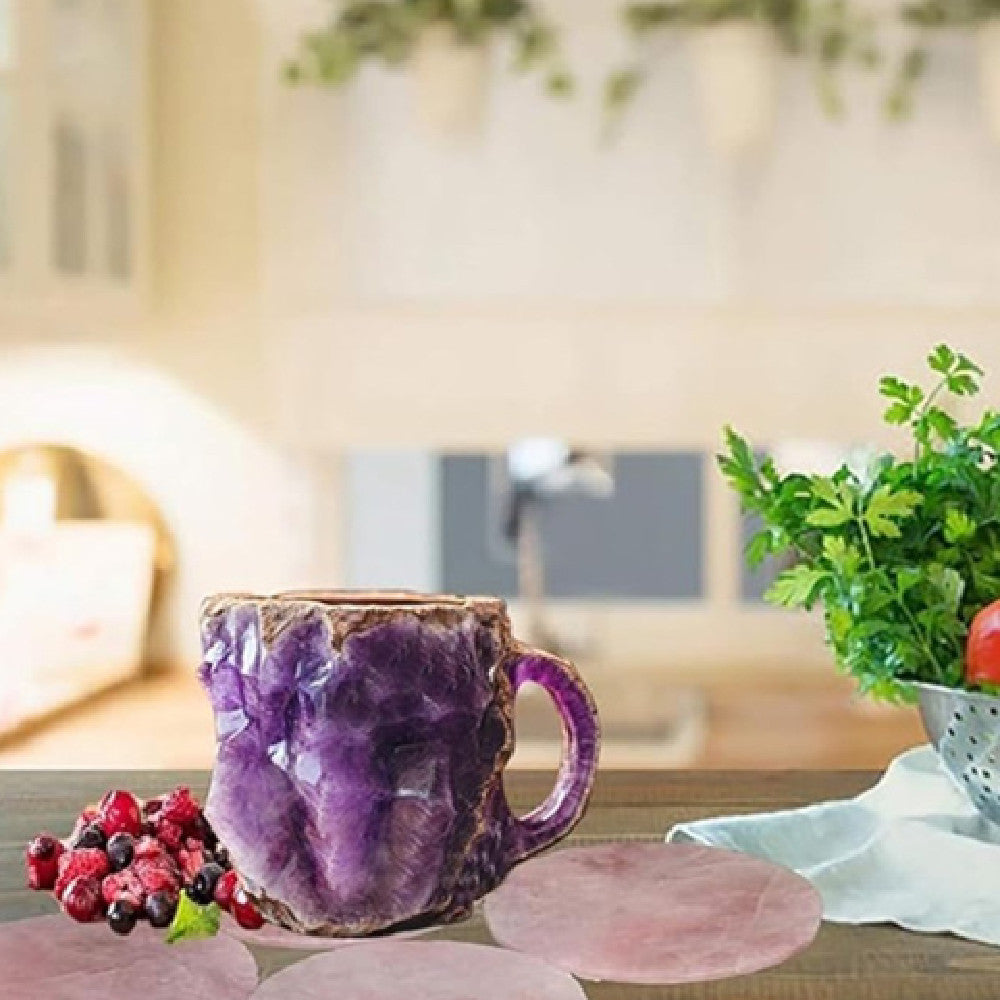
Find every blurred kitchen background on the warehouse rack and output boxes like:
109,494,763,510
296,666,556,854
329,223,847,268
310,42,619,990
6,0,1000,769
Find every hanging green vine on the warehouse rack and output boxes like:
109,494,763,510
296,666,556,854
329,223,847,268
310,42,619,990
886,1,1000,120
283,0,1000,130
903,0,1000,26
605,0,880,126
284,0,573,97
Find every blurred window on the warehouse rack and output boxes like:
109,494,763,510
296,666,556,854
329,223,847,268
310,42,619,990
103,124,128,278
49,0,132,279
344,450,706,600
0,0,11,72
440,452,706,601
53,115,87,274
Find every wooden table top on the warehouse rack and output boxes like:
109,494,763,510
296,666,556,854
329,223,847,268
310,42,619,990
4,769,1000,999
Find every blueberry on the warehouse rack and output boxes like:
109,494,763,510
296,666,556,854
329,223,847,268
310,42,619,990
107,899,139,936
106,832,134,873
145,890,178,929
75,823,107,850
189,863,225,905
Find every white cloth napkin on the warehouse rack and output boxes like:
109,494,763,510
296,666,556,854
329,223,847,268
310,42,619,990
668,745,1000,946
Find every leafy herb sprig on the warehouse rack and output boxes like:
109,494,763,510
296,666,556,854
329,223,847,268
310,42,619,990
719,344,1000,703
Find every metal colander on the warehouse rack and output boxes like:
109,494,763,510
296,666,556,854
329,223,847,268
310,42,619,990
916,681,1000,826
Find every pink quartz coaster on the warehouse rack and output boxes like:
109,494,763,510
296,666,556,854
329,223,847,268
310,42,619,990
251,940,587,999
483,842,823,985
0,914,257,999
221,914,432,951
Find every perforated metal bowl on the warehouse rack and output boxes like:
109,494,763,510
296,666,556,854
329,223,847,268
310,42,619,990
915,681,1000,826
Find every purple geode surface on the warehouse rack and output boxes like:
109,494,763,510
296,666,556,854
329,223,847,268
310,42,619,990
198,593,599,937
199,596,518,935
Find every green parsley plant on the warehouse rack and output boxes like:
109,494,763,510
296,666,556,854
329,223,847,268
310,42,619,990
719,344,1000,703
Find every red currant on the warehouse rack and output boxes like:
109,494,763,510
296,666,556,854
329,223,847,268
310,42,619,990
213,868,238,912
231,886,265,929
25,834,64,890
98,790,144,838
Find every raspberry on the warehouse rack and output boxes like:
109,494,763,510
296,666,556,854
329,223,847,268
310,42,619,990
177,845,205,885
101,869,144,908
61,876,104,923
102,854,180,908
25,834,64,891
98,790,144,838
158,787,202,830
134,835,168,861
155,819,184,851
213,868,238,911
55,848,110,900
133,857,181,896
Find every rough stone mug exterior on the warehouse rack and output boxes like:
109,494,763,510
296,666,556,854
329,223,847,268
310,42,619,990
198,591,600,936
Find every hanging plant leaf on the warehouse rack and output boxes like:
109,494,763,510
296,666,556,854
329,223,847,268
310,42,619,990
284,0,573,98
605,0,880,125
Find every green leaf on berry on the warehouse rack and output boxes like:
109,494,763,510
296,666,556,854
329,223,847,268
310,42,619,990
165,893,221,944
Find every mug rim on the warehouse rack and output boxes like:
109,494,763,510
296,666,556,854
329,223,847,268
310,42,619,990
204,589,506,612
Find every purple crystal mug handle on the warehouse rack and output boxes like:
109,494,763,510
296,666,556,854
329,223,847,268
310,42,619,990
504,644,600,865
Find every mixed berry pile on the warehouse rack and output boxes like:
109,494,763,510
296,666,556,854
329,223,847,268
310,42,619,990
25,786,265,939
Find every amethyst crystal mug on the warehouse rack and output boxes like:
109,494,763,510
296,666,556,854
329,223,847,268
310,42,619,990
198,591,600,936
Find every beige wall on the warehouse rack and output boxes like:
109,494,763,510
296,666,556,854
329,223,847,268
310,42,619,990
250,3,1000,680
143,1,1000,449
5,1,1000,678
147,0,268,433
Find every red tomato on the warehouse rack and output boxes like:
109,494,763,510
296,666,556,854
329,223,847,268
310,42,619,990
966,599,1000,685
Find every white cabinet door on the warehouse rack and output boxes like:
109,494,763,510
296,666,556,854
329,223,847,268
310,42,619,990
0,0,148,328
